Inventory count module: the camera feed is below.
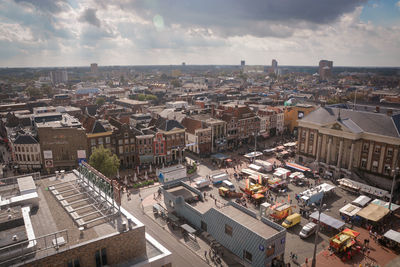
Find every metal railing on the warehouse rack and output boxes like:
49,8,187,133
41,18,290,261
0,229,69,266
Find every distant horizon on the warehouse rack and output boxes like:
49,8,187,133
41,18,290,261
0,64,399,69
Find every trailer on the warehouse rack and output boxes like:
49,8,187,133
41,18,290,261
210,172,228,184
254,160,273,172
219,187,243,198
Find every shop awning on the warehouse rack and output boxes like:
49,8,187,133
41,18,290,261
181,223,196,234
339,203,361,217
248,164,262,172
310,212,345,230
357,203,389,222
286,162,311,172
371,199,400,212
351,195,371,207
211,153,229,161
342,228,360,238
384,230,400,244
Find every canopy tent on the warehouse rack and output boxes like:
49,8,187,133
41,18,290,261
310,212,345,230
337,178,390,198
371,199,400,212
384,230,400,244
289,172,305,179
342,228,360,238
285,162,311,173
241,168,269,179
211,153,230,161
357,203,389,222
339,203,361,217
263,148,276,154
352,195,371,207
283,142,297,147
248,164,263,172
181,223,196,234
315,183,336,193
244,151,263,158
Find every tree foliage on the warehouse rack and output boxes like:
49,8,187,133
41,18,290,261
96,97,105,106
25,86,42,98
136,94,158,101
89,146,120,177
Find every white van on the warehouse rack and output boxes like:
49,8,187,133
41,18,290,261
195,179,211,189
222,180,235,191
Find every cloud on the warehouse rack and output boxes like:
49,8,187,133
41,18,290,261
14,0,69,14
97,0,367,37
79,8,101,27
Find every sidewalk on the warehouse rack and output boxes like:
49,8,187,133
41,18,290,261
141,193,244,267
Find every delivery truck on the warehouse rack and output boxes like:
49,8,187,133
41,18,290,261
210,172,229,184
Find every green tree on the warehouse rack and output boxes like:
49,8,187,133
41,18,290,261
96,97,105,106
89,146,120,177
25,86,41,98
41,84,53,96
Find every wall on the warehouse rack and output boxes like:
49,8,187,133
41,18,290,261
24,227,146,267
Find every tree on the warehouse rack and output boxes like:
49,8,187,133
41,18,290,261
96,97,105,106
171,79,181,88
25,86,41,98
89,146,120,177
41,84,53,96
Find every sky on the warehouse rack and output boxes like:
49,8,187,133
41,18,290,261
0,0,399,67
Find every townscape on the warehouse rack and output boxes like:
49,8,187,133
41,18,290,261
1,1,400,267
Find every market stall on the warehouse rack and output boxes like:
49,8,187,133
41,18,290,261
329,228,360,256
356,203,389,223
351,195,371,208
310,211,345,231
339,203,361,222
382,229,400,250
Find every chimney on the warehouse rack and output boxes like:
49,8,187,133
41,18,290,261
387,109,393,116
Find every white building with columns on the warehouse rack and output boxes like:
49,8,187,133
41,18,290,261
297,107,400,190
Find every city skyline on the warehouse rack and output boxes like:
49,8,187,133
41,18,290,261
0,0,400,67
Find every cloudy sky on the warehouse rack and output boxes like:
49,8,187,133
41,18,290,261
0,0,399,67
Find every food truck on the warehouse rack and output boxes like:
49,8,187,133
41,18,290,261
269,203,293,220
329,228,360,255
219,187,243,198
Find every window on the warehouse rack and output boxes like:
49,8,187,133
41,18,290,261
67,258,81,267
387,148,393,156
105,137,110,144
243,250,252,263
21,147,24,152
118,139,123,145
119,146,123,154
374,145,381,154
125,146,129,153
372,160,378,172
30,147,33,152
23,154,26,161
95,248,107,267
301,130,306,138
130,138,135,143
384,164,391,175
309,133,314,141
361,158,367,168
131,145,135,152
98,138,103,145
125,139,129,144
225,224,232,236
124,132,128,138
27,155,30,161
362,143,369,152
266,244,275,257
91,139,96,146
139,140,142,145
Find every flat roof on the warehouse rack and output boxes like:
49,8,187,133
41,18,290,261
17,176,36,193
116,98,149,105
166,186,197,200
219,205,279,238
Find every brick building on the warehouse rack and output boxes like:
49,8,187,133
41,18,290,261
181,117,212,156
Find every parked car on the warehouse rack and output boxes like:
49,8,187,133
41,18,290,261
299,222,317,238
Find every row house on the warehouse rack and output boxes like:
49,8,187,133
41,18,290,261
12,134,42,172
181,117,212,156
297,107,400,189
214,104,259,148
80,115,114,157
149,117,185,164
258,107,284,137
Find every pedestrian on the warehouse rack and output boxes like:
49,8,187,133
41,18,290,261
305,258,308,264
204,250,207,258
290,252,293,259
367,248,370,258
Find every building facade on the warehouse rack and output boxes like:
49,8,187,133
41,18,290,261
297,107,400,189
12,134,41,172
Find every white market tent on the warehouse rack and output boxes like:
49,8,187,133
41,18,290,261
371,199,400,212
315,183,336,193
310,212,345,230
357,203,389,222
337,178,390,198
248,164,262,172
339,203,362,217
384,230,400,244
352,195,371,207
244,151,263,158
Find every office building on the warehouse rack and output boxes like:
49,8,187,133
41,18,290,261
241,60,245,67
318,60,333,80
50,70,68,85
90,63,98,74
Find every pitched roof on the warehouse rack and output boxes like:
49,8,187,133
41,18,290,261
302,107,400,137
14,135,38,144
149,117,184,132
92,121,107,134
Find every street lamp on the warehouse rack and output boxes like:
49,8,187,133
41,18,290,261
311,197,326,267
389,167,399,212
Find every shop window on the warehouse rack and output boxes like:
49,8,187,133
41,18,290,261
243,250,252,263
266,244,275,257
225,224,233,236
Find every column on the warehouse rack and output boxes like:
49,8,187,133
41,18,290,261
378,145,386,174
337,139,343,169
367,142,374,171
312,131,318,156
316,134,322,162
392,148,399,170
326,137,332,165
304,129,309,154
348,142,355,170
